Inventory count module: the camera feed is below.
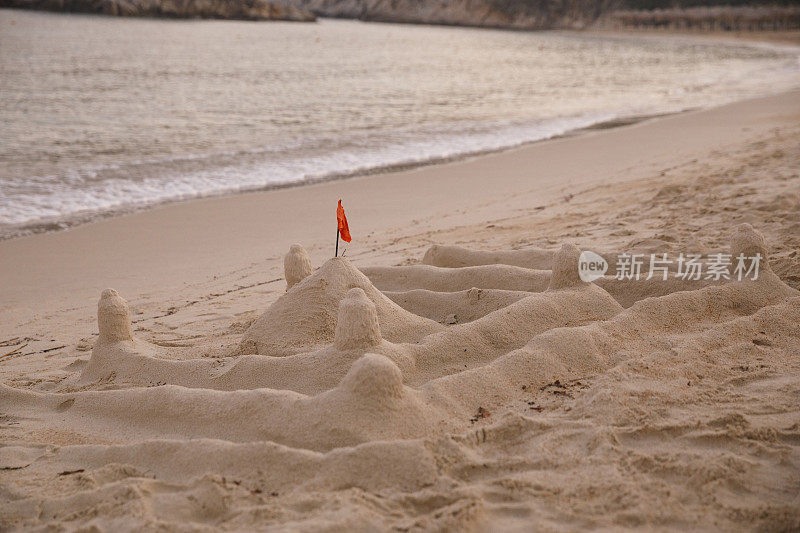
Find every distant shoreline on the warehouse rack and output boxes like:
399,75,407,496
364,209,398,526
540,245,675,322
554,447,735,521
583,27,800,47
0,1,315,21
0,109,685,242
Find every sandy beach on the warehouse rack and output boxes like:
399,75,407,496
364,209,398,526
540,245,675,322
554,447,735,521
1,87,799,530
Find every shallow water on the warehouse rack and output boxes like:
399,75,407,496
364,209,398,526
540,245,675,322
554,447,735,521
1,9,798,238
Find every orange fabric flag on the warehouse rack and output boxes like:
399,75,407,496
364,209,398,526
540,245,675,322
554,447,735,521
337,199,351,243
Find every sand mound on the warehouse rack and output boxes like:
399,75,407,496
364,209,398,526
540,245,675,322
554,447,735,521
361,263,551,293
3,353,445,452
334,288,382,350
419,238,758,308
385,244,606,322
424,227,799,417
284,243,313,290
384,287,529,323
548,242,584,290
240,257,442,355
594,276,719,308
421,243,681,273
403,244,622,384
331,353,404,407
81,289,160,384
423,243,555,269
427,292,800,420
96,289,134,347
589,225,768,307
730,222,768,259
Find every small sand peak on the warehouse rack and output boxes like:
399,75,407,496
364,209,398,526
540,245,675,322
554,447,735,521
312,256,357,281
340,353,404,400
467,287,482,304
334,288,382,350
548,243,585,290
730,224,769,266
313,257,372,291
97,288,134,345
421,244,445,266
284,243,313,290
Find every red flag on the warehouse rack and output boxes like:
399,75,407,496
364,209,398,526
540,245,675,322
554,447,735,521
337,199,351,243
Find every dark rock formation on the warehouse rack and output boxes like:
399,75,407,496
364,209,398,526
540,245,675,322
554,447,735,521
298,0,621,30
0,0,316,21
605,5,800,31
2,0,795,30
291,0,797,31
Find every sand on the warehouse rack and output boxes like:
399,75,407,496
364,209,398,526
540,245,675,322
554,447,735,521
1,88,799,531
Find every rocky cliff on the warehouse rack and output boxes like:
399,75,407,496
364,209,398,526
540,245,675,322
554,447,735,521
295,0,799,30
2,0,794,30
0,0,316,21
605,5,800,31
297,0,621,30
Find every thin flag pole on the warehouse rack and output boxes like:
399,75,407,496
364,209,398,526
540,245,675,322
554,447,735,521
335,228,340,257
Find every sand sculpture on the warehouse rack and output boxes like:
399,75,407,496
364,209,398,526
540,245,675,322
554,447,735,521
240,257,443,355
79,244,621,391
334,288,382,351
81,289,156,384
422,225,796,416
23,224,791,468
423,243,555,270
383,287,530,323
6,352,444,452
361,263,551,292
284,243,313,290
96,289,134,348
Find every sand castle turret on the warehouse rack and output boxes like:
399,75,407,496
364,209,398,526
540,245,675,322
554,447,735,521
334,288,382,351
96,289,134,346
730,223,770,271
339,353,404,404
548,243,585,290
284,243,313,290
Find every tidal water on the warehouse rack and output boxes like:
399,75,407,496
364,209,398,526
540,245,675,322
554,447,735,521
1,9,798,238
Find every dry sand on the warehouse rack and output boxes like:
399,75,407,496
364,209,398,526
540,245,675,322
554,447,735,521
1,89,799,531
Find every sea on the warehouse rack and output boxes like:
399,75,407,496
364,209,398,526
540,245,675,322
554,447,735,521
1,9,799,239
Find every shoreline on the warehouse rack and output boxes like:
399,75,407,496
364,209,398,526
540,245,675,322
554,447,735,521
583,27,800,46
1,87,798,340
0,108,686,242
